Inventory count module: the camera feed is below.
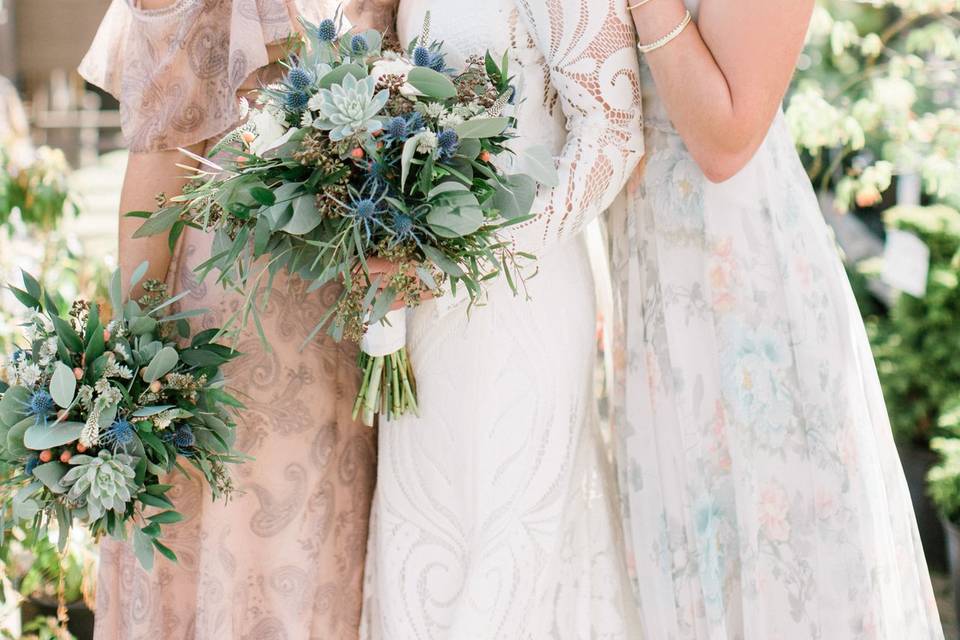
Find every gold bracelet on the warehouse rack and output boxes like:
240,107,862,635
627,0,656,10
637,10,692,54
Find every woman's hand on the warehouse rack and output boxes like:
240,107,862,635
364,257,435,311
628,0,814,182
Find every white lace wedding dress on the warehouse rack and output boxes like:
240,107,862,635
360,0,645,637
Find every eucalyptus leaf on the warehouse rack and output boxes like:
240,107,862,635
454,117,510,139
0,386,30,429
401,135,421,189
132,526,155,571
143,347,179,383
132,405,175,418
492,174,537,219
109,268,123,317
24,421,85,450
422,245,465,278
32,461,68,494
20,270,42,300
407,67,458,99
282,194,323,235
427,205,484,238
520,145,560,187
6,417,32,456
129,261,150,290
319,63,367,88
132,206,182,239
49,362,77,409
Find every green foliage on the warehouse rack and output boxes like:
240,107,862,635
787,1,960,211
870,204,960,443
0,147,78,231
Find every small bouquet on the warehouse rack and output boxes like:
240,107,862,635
132,13,556,426
0,265,242,569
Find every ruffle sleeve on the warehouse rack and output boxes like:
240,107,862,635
78,0,301,152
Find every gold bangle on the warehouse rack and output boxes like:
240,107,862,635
637,10,692,54
627,0,656,9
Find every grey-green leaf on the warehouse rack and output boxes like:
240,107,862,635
50,362,77,409
133,527,155,571
281,194,323,235
492,174,537,219
24,421,85,450
519,145,560,187
143,347,179,383
454,117,510,139
32,461,69,494
406,67,458,99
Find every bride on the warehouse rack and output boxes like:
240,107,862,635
357,0,645,637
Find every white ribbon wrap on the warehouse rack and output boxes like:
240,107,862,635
361,308,407,357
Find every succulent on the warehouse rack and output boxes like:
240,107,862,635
311,74,388,142
60,451,138,521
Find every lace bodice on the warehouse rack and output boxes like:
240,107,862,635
398,0,644,254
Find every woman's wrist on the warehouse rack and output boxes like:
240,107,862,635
629,0,688,46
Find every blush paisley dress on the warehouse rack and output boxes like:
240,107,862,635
607,1,945,638
80,2,376,638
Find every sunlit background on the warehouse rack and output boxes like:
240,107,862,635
1,0,959,638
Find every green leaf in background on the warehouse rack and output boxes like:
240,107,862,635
24,421,84,450
50,314,83,353
492,174,537,219
20,270,42,300
132,527,155,571
282,194,323,235
129,261,150,291
454,117,510,139
153,540,178,562
319,63,367,88
7,286,40,310
520,145,559,187
407,67,458,100
84,325,106,363
140,493,175,510
148,510,184,525
0,386,30,428
143,347,179,383
32,461,68,494
131,206,182,239
49,362,77,409
401,135,421,190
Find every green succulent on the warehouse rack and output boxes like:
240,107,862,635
59,450,138,520
311,73,388,141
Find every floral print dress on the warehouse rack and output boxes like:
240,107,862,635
80,2,376,639
607,4,945,638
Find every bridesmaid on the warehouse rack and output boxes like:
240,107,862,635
609,0,944,637
78,1,390,637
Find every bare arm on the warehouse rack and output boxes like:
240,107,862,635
344,0,400,34
629,0,813,182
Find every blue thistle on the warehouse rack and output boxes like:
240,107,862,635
11,349,24,364
285,90,310,112
406,111,425,133
25,390,55,425
340,186,389,242
391,213,415,241
413,46,431,68
316,18,337,42
366,160,391,190
382,116,409,145
437,129,460,159
428,51,448,73
287,67,314,90
101,418,136,452
24,454,39,476
350,34,369,55
173,424,195,450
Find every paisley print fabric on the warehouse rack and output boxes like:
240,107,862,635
82,2,376,638
607,7,945,636
360,0,644,638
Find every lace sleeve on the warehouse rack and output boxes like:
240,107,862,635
511,0,644,253
79,0,299,153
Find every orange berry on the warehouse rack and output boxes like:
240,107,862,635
103,328,111,342
73,367,84,380
351,147,365,159
241,131,256,144
479,150,491,162
76,444,87,453
60,451,72,463
39,450,52,463
149,380,162,394
376,142,384,150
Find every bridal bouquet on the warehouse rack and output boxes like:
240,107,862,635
0,265,242,570
132,13,555,426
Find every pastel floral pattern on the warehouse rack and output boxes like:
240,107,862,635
607,3,945,635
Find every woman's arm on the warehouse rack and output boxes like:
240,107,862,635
629,0,813,182
344,0,400,34
118,146,203,296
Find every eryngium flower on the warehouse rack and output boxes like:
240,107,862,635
316,18,337,42
437,129,460,159
60,451,138,520
351,34,369,55
311,74,388,141
287,67,314,90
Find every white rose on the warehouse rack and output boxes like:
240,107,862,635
250,109,292,156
